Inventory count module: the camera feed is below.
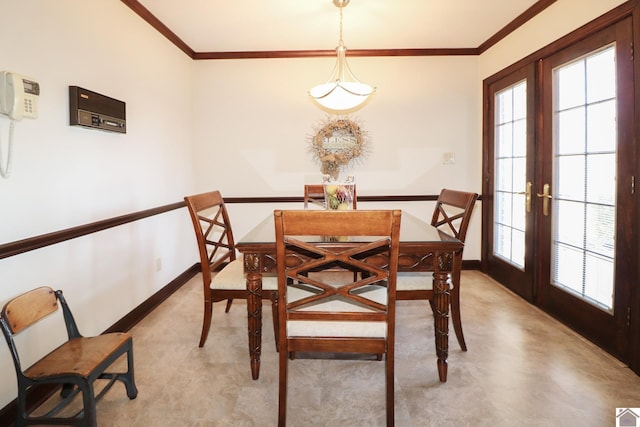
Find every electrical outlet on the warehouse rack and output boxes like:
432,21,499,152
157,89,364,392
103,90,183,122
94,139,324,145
155,257,162,272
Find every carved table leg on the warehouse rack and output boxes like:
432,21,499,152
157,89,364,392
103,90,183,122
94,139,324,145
432,270,450,382
246,271,263,380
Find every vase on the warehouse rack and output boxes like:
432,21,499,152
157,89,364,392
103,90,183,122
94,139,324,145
323,175,355,210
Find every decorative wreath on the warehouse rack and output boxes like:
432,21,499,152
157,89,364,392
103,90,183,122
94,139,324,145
308,116,370,179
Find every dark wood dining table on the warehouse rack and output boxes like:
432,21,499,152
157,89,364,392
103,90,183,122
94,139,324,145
235,210,463,382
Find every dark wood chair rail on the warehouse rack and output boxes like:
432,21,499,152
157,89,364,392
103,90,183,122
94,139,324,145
0,202,186,260
0,194,472,260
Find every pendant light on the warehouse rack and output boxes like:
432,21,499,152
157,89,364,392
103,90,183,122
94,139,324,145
309,0,375,112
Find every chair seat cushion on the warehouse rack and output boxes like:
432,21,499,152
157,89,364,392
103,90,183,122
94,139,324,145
286,284,387,338
211,258,278,291
396,272,453,291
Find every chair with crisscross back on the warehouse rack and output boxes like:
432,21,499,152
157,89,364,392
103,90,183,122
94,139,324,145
184,190,278,348
396,188,478,351
274,209,401,426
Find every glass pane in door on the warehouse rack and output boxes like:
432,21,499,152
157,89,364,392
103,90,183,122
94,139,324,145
552,45,616,312
493,81,527,269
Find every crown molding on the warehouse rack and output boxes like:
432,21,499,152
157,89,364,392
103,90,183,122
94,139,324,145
121,0,556,60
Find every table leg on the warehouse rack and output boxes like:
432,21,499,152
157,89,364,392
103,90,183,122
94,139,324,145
246,271,263,380
432,271,450,382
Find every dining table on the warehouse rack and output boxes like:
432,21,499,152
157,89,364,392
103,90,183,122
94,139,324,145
235,209,464,382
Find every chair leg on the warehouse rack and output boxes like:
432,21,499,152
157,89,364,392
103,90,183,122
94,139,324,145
450,275,467,351
271,292,279,352
278,346,288,427
123,342,139,399
80,380,98,427
199,300,213,347
386,354,395,427
224,298,233,313
16,387,27,427
450,290,466,351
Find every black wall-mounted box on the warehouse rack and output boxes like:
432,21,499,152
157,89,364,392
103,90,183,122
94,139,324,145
69,86,126,133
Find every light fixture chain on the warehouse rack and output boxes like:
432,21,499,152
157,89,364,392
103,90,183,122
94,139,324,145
339,6,344,44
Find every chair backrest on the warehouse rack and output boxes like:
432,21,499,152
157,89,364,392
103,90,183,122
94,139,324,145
431,189,479,243
1,286,81,372
303,185,325,209
274,210,401,341
1,286,58,336
303,184,358,209
184,190,237,287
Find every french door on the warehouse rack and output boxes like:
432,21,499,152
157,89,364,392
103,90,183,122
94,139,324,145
483,18,636,359
483,65,536,302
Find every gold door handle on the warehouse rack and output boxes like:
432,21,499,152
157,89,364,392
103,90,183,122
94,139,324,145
516,182,533,213
536,183,552,216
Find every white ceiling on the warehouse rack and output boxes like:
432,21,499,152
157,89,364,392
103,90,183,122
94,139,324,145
136,0,541,53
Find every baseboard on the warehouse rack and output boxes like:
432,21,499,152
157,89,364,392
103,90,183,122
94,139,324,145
462,259,481,270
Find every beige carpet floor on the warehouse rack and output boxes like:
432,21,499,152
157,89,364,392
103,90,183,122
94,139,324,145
34,270,640,426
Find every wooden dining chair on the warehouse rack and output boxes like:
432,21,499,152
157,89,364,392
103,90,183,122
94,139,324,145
303,184,359,281
1,286,138,427
303,184,357,209
184,190,278,348
396,188,478,351
274,209,401,427
303,184,325,209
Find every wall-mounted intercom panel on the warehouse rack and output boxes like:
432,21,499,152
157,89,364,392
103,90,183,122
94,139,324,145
69,86,126,133
0,71,40,121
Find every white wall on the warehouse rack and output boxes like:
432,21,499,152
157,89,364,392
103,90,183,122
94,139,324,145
192,55,481,196
192,55,484,256
0,1,196,408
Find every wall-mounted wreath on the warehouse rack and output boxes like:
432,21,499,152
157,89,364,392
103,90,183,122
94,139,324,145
308,116,370,179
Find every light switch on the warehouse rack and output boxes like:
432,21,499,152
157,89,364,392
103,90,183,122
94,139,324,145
442,152,455,165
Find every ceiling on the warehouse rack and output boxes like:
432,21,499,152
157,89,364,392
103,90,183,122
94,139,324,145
129,0,551,57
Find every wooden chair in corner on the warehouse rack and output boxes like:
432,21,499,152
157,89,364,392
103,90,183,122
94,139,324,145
1,286,138,427
396,188,478,351
274,209,401,426
184,190,278,348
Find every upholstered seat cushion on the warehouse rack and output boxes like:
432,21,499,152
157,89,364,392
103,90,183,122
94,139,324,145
211,258,278,291
396,272,453,291
286,284,387,338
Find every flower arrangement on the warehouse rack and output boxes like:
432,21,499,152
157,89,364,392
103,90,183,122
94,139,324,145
323,176,355,210
322,176,355,242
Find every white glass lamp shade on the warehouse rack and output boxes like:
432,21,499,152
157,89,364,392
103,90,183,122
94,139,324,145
309,81,374,111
